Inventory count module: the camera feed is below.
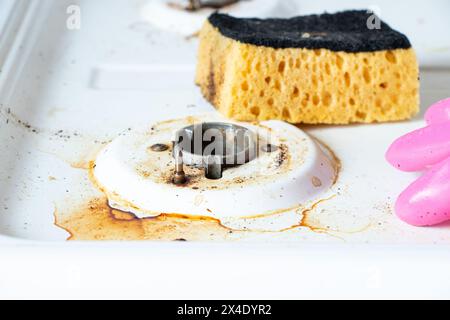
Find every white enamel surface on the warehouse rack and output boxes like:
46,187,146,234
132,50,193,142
93,115,336,221
1,0,450,299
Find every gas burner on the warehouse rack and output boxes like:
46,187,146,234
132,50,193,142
92,114,338,225
173,122,256,180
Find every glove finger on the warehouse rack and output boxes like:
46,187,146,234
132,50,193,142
386,122,450,172
395,156,450,226
425,97,450,125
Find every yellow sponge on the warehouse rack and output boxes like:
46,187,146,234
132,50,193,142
195,12,419,124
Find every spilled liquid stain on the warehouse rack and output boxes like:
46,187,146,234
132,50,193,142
51,161,340,241
52,156,343,241
54,194,346,241
54,197,242,241
50,117,345,241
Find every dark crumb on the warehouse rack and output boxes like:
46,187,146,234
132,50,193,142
174,238,187,242
274,144,288,168
169,0,241,12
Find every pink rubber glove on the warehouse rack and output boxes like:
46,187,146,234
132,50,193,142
425,98,450,125
386,122,450,172
386,98,450,226
396,157,450,226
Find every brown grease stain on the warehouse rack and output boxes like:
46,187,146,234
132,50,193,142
54,194,345,241
237,205,300,220
280,195,337,233
54,162,241,241
51,119,345,241
54,197,239,241
53,148,343,241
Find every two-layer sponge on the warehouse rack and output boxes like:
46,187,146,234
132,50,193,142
195,11,419,124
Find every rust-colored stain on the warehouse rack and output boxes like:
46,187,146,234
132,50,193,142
280,195,337,233
311,176,322,187
54,197,240,241
54,194,344,241
49,117,343,241
52,157,342,241
301,196,339,232
56,157,245,241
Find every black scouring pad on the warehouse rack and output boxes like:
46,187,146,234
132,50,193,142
208,10,411,52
